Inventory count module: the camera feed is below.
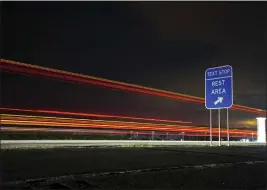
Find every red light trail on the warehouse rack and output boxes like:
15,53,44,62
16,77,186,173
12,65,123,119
0,107,191,124
1,59,266,115
1,114,256,136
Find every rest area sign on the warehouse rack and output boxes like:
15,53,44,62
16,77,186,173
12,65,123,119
205,65,233,109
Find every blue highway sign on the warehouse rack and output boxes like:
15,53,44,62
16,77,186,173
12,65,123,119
205,65,233,109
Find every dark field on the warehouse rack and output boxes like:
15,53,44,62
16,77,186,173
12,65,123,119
1,146,266,189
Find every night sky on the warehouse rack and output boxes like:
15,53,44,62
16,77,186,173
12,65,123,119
2,2,267,128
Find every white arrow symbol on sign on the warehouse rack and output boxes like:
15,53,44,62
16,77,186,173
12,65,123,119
214,97,223,105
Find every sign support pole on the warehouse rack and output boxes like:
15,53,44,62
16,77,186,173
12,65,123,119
227,108,230,146
210,109,212,146
218,109,221,146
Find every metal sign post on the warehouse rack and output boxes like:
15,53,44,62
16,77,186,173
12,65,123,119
227,108,230,146
205,65,233,147
218,109,221,146
210,109,212,146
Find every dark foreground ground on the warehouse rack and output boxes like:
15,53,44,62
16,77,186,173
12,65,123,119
1,146,267,189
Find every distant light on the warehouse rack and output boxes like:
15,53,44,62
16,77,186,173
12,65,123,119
256,117,266,143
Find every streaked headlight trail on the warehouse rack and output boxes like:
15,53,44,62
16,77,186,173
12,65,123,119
1,59,266,115
1,59,264,140
0,107,191,124
1,114,257,137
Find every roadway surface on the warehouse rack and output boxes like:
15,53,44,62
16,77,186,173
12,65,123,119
1,140,266,149
1,141,267,189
